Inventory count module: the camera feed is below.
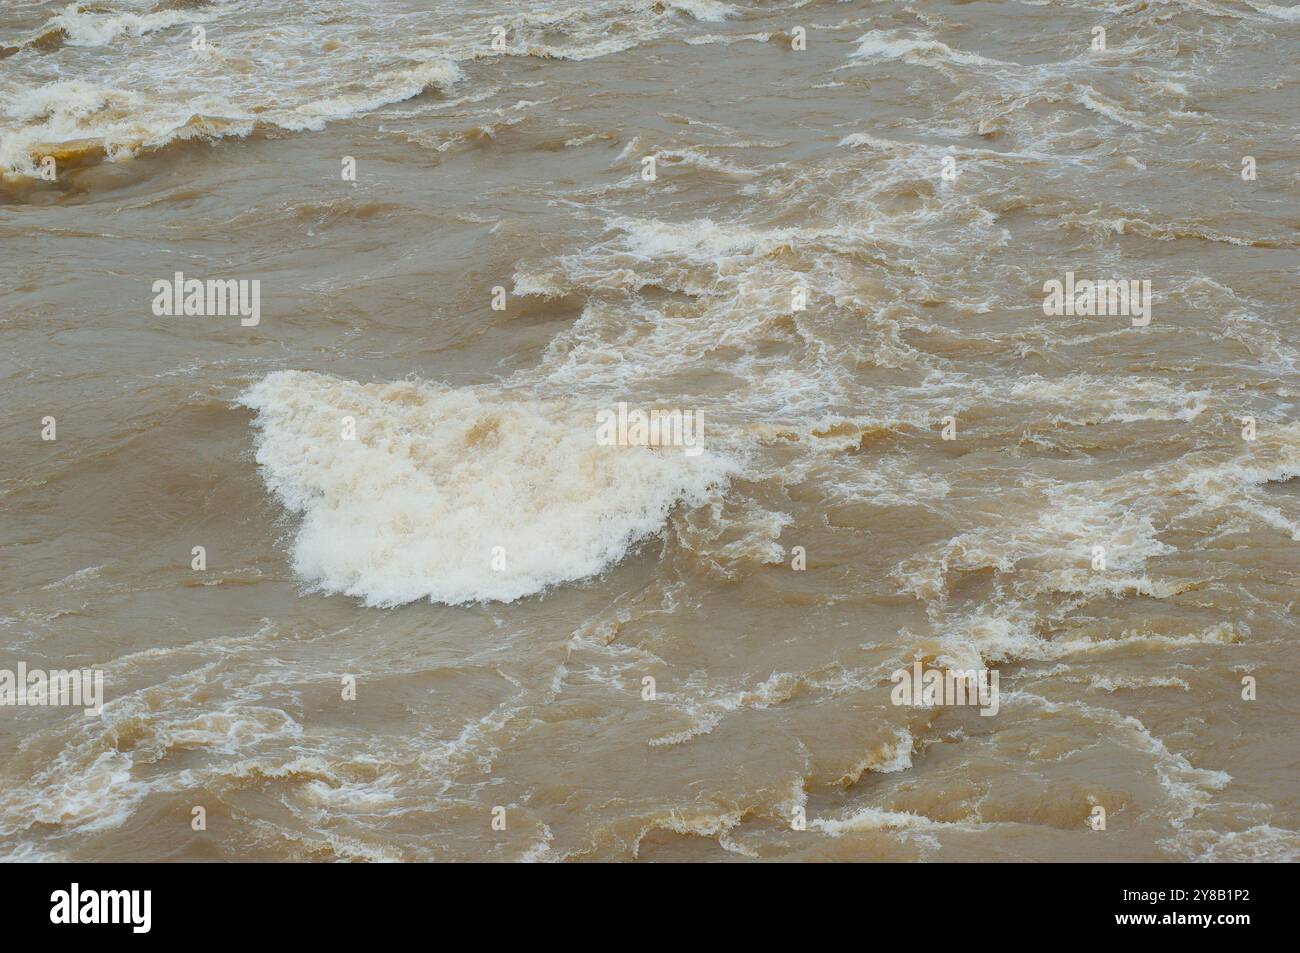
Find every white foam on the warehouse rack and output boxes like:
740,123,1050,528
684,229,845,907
239,371,737,606
849,30,1011,69
39,5,208,48
811,806,962,836
279,60,461,131
663,0,736,23
837,730,915,785
1244,1,1300,21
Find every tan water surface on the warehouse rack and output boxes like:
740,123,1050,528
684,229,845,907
1,0,1297,862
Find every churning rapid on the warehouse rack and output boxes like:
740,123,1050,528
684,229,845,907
1,0,1297,862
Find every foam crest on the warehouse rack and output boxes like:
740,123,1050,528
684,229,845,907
39,5,209,48
278,60,461,131
240,371,737,606
849,30,1011,69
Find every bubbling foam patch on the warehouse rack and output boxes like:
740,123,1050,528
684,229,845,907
240,371,736,606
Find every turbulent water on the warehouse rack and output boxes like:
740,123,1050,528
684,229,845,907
2,0,1298,862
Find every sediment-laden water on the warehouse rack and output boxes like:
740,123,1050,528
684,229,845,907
1,0,1297,861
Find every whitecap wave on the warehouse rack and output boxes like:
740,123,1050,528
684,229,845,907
239,370,737,606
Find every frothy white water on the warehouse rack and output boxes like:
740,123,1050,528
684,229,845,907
848,30,1012,69
0,0,730,177
240,371,737,606
39,4,210,48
